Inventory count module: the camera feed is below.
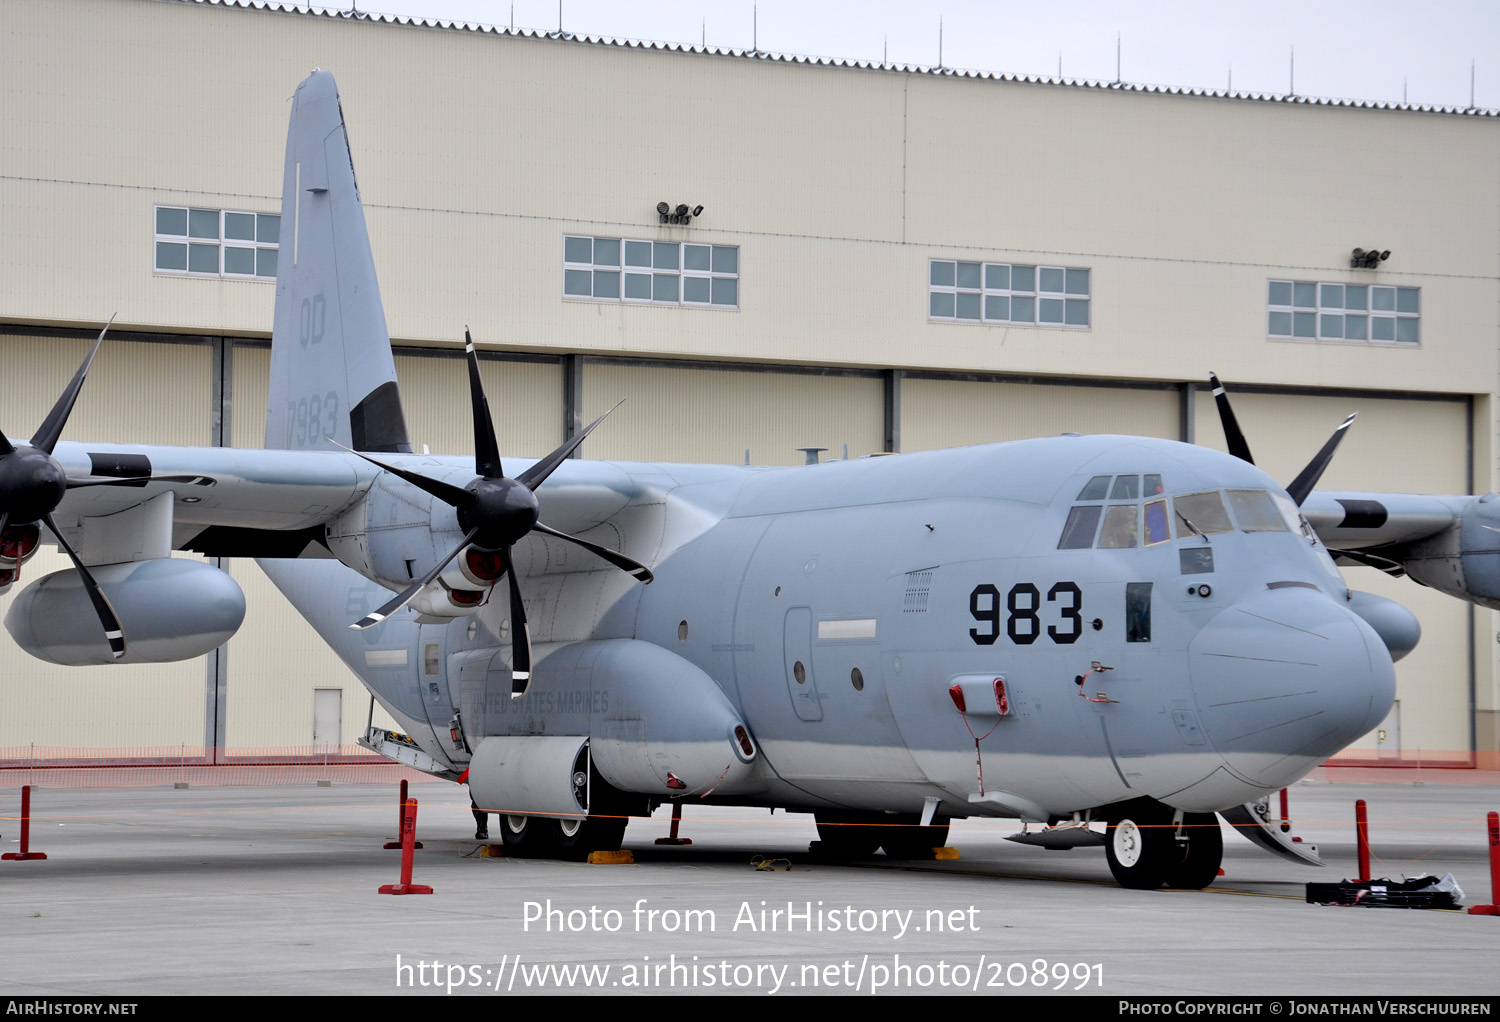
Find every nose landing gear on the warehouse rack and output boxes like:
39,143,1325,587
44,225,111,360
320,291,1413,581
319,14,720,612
1103,799,1222,890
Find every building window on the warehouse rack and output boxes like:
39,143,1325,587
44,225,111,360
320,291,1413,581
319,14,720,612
564,236,738,308
1267,280,1418,344
155,206,279,279
929,260,1089,327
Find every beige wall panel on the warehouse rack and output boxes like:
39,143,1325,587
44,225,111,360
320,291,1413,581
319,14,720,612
903,78,1500,276
222,559,397,750
6,1,1497,394
229,343,270,448
395,354,563,461
901,378,1180,452
1190,390,1467,494
0,334,210,446
581,364,883,465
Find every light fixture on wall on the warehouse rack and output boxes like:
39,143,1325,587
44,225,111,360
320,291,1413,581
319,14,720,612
656,200,704,225
1350,247,1391,269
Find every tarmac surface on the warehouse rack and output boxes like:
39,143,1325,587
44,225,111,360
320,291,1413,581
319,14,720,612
0,777,1496,997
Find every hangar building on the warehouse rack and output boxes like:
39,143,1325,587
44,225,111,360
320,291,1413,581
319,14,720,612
2,0,1497,769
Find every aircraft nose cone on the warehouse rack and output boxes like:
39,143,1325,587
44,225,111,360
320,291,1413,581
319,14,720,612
1187,586,1395,788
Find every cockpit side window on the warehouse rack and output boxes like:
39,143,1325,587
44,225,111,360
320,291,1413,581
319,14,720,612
1057,505,1104,549
1143,499,1171,545
1077,475,1111,501
1226,490,1289,532
1098,505,1139,548
1143,474,1164,496
1173,491,1233,538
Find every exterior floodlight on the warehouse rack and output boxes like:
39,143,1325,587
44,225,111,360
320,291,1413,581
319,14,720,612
692,205,704,216
656,201,670,215
1379,250,1391,260
674,204,689,216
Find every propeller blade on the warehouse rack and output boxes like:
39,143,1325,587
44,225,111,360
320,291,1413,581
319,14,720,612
504,545,532,696
351,526,480,629
464,329,504,480
532,520,654,583
33,314,115,455
0,427,12,457
42,513,125,659
516,400,625,491
66,474,217,489
329,440,475,510
1286,413,1357,507
1207,373,1255,465
1332,547,1406,577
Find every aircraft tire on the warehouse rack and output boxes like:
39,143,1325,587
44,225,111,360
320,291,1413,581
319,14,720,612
499,814,548,856
814,812,882,857
1103,802,1174,890
878,815,950,859
1162,812,1222,890
548,813,629,862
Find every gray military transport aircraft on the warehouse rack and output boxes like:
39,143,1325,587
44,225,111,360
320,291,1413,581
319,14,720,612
1,71,1494,890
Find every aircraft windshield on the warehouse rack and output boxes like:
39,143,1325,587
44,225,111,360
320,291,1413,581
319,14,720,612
1058,483,1302,550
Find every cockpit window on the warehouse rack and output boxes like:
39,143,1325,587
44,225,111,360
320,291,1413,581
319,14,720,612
1173,491,1233,538
1143,474,1164,496
1226,490,1289,532
1143,499,1171,545
1109,475,1140,500
1057,505,1103,549
1098,505,1139,548
1077,475,1111,501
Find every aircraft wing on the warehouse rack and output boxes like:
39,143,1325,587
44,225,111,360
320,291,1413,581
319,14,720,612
1303,488,1500,608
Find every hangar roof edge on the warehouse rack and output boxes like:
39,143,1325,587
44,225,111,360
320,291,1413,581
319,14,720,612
170,0,1499,118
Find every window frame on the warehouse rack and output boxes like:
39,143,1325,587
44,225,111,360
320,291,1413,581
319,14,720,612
563,235,739,310
1267,278,1419,346
929,259,1090,329
154,205,279,281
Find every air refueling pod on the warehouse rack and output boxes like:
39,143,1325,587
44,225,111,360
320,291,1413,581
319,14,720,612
6,558,245,665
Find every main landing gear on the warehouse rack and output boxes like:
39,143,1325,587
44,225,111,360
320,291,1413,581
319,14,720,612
1102,798,1222,890
492,768,636,862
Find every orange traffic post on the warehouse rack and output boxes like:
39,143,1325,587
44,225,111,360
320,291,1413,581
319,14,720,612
1355,799,1370,882
1468,811,1499,916
379,798,433,895
384,779,421,850
2,785,48,862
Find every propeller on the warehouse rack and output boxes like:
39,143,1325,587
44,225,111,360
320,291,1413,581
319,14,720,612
339,329,654,695
0,318,220,659
1206,373,1355,506
0,318,124,657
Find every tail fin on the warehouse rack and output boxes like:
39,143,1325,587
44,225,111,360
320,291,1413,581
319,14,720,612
266,71,410,454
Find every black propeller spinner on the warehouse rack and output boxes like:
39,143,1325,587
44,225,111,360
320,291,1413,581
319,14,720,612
340,330,653,695
1208,372,1355,506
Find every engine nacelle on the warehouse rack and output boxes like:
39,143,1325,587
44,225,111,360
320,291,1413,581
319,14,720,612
1403,494,1500,610
461,639,760,798
5,558,246,666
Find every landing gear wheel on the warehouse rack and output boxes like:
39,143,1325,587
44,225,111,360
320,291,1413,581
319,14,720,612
1104,802,1174,890
813,812,882,858
549,813,628,862
879,815,950,860
500,814,547,856
1163,812,1223,890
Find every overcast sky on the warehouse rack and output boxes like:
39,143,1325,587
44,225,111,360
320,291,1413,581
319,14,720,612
329,0,1500,109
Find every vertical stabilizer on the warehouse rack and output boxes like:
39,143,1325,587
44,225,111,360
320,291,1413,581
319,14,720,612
266,71,410,453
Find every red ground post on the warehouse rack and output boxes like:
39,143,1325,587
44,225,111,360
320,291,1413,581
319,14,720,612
1355,799,1370,882
1468,811,1499,916
379,798,433,895
383,778,421,850
655,802,692,846
2,785,49,862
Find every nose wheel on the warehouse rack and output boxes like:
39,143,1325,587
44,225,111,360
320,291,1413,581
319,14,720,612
1104,800,1222,890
